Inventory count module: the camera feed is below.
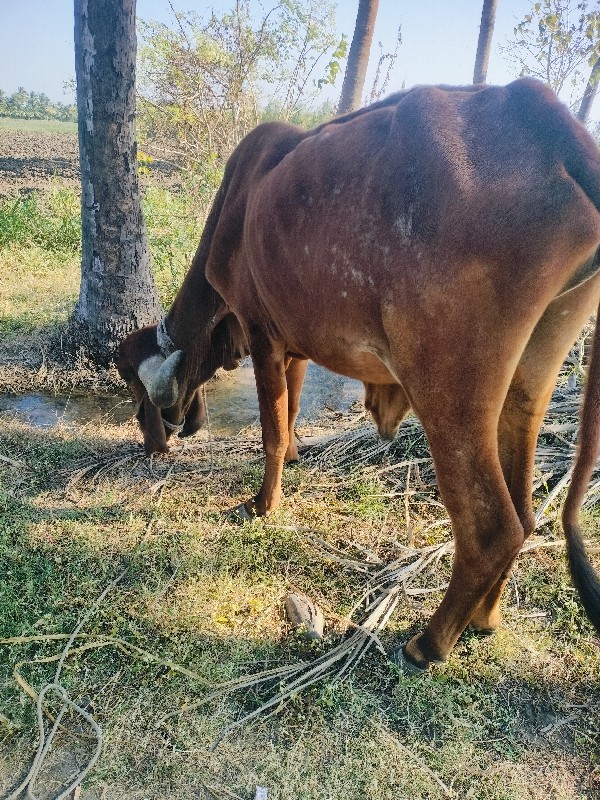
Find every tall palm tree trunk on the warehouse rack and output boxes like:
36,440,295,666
71,0,162,366
338,0,380,114
473,0,499,84
578,54,600,124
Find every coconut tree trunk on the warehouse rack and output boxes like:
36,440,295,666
338,0,380,114
473,0,499,84
578,54,600,124
71,0,162,366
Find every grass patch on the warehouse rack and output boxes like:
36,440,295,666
0,413,598,799
0,183,211,350
0,190,80,251
0,243,80,338
143,183,207,307
0,117,77,134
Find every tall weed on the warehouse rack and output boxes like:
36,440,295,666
0,189,80,252
143,181,215,306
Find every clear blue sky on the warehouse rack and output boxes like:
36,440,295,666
0,0,539,104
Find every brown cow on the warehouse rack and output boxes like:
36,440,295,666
118,79,600,671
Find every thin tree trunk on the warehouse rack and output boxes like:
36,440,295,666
338,0,380,114
71,0,162,366
473,0,499,84
578,54,600,124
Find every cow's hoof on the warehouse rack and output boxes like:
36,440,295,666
284,592,324,640
468,624,497,637
389,644,430,675
225,500,257,524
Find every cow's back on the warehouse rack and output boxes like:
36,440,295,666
236,81,600,373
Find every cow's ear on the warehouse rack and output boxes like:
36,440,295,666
181,389,206,438
221,314,248,371
137,395,170,454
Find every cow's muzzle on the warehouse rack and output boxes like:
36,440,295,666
137,350,183,408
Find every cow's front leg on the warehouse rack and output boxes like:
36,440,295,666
284,356,308,463
245,334,290,517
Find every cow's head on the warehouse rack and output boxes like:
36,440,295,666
117,314,248,454
363,382,409,441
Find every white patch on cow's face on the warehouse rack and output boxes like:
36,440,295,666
304,244,310,256
561,308,571,316
341,291,347,298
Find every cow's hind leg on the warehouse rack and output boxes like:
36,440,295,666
467,383,552,634
471,272,600,633
400,410,526,668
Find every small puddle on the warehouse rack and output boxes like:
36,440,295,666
0,362,363,435
0,392,135,427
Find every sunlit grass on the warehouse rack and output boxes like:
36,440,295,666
0,118,77,134
0,243,80,337
0,182,212,348
0,411,598,799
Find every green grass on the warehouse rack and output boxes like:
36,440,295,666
0,244,80,338
0,190,80,251
0,117,77,134
0,182,211,344
143,183,206,307
0,413,598,799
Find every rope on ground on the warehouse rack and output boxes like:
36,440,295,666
4,684,102,800
2,571,126,799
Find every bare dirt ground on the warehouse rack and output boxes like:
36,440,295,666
0,128,180,198
0,130,80,197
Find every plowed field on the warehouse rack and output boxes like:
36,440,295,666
0,128,80,197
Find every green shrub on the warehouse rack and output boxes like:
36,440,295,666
0,189,80,252
142,182,215,306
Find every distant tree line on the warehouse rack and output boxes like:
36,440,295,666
0,88,77,122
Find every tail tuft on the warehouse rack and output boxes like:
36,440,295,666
564,518,600,634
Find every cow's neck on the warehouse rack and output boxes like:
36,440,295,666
163,257,225,371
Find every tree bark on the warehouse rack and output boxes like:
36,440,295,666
577,54,600,124
71,0,162,366
338,0,380,114
473,0,499,84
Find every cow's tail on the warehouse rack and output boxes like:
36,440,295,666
562,304,600,634
552,87,600,635
558,102,600,632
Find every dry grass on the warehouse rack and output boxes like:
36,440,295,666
1,390,599,799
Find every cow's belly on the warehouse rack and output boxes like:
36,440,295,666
297,345,397,384
244,209,406,384
252,261,397,383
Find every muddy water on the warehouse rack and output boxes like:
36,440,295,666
0,362,363,435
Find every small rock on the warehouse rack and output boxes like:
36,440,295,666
284,592,324,640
